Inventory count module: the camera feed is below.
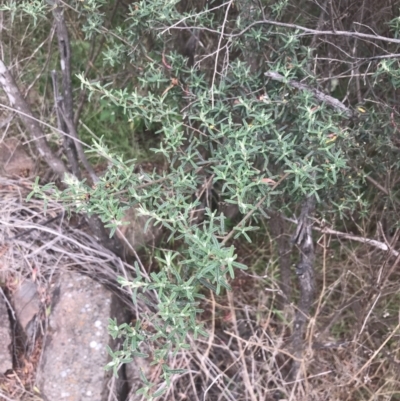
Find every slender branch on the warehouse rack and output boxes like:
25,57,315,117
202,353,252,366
309,0,329,50
161,20,400,46
351,164,389,196
228,19,400,45
269,211,292,305
51,2,121,254
51,70,81,178
315,225,400,257
58,105,98,183
52,0,98,184
159,1,233,35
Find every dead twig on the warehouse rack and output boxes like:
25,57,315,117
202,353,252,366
52,0,98,184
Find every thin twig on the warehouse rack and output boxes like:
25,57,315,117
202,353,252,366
52,0,98,184
163,19,400,45
51,70,81,178
228,19,400,45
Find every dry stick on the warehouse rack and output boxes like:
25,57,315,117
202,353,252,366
1,219,113,256
228,19,400,45
51,70,81,179
224,330,302,361
291,218,400,353
0,6,123,258
0,108,122,256
160,1,233,35
58,104,98,184
351,163,390,196
310,0,329,50
23,25,56,100
306,0,329,75
0,114,14,129
196,293,216,399
280,214,400,258
265,66,400,387
52,1,74,123
0,287,16,321
52,2,80,174
52,0,99,185
0,391,15,401
0,102,97,151
166,19,400,48
313,224,400,257
308,230,328,348
0,60,68,177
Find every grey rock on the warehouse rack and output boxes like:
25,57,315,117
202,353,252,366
37,272,127,401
